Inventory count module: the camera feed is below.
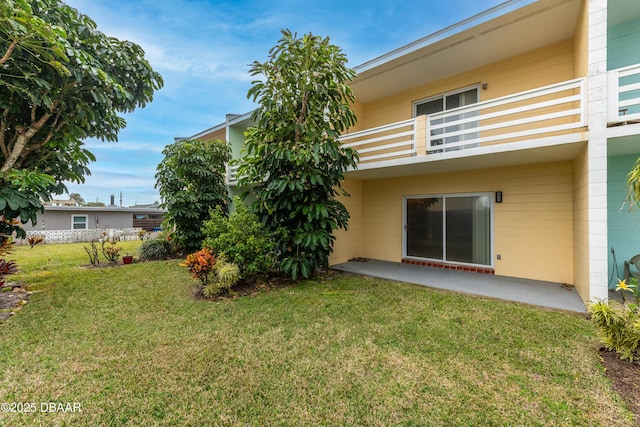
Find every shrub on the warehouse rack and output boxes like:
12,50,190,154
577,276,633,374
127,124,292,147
589,279,640,362
101,241,122,262
202,197,277,278
180,248,217,286
27,236,44,248
0,239,18,289
83,241,100,265
215,260,240,290
0,259,18,289
180,250,240,298
202,260,240,298
137,238,174,261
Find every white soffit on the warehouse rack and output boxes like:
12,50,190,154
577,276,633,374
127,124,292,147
351,0,582,103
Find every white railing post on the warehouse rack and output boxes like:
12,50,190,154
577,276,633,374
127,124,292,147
607,69,620,123
580,77,587,127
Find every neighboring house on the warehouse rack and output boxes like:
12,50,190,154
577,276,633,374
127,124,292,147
182,0,640,304
21,205,166,232
48,199,80,207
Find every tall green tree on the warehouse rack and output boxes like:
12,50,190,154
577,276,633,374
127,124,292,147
237,30,358,280
155,139,231,251
0,0,163,240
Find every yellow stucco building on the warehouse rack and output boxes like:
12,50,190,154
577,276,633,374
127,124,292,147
182,0,640,304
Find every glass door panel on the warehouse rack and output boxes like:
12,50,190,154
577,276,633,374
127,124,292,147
444,89,479,150
406,197,443,260
445,196,491,265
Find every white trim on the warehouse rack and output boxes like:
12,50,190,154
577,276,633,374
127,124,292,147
402,192,494,268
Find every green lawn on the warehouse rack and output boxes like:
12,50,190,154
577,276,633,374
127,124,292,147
0,242,634,426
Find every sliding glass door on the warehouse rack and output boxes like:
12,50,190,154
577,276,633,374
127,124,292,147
404,194,492,266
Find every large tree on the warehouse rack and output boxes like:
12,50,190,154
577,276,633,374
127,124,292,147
0,0,163,239
155,139,231,251
237,30,358,280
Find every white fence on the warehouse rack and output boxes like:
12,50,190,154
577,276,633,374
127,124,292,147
15,228,144,245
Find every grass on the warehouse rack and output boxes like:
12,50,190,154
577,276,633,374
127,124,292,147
0,242,635,426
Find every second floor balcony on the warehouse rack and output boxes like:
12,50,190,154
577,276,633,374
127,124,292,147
227,63,640,185
339,78,588,169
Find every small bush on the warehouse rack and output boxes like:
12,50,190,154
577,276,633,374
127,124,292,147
180,250,240,298
101,241,122,262
137,239,173,261
1,238,18,288
83,241,100,265
589,280,640,362
202,197,277,278
589,300,640,362
180,248,217,286
0,258,18,289
202,259,240,298
27,236,44,248
216,260,240,290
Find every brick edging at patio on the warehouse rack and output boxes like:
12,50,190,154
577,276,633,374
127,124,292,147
401,259,495,275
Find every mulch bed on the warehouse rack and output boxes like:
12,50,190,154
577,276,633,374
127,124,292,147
0,284,30,320
193,273,296,300
599,348,640,418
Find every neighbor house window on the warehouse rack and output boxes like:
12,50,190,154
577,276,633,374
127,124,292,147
72,215,88,230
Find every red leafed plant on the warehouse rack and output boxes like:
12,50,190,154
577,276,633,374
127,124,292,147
179,248,217,285
27,236,44,248
0,238,18,289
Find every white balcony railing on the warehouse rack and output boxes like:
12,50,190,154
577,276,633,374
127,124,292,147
340,118,418,163
226,77,589,182
226,163,240,186
427,78,585,152
337,78,586,164
608,64,640,124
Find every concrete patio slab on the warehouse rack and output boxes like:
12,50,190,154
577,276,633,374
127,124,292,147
332,259,587,313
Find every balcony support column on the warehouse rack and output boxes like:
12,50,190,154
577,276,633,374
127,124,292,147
585,0,609,302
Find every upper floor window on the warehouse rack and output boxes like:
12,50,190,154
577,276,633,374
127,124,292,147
414,86,479,153
414,87,478,117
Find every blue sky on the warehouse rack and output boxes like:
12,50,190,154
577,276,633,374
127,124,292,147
62,0,508,206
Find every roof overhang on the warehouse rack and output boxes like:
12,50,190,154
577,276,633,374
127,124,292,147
351,0,583,104
43,206,166,214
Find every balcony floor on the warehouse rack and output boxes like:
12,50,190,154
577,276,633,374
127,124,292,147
331,259,586,313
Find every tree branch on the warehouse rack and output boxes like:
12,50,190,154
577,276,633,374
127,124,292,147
0,111,7,159
21,114,65,157
0,40,19,66
0,103,57,173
